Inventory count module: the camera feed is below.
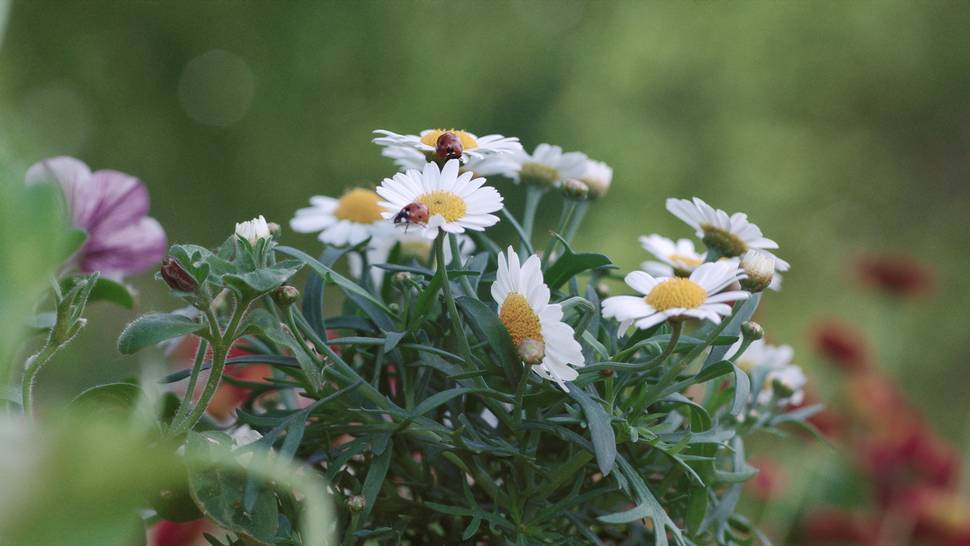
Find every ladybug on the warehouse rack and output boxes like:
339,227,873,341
393,202,430,231
435,131,463,160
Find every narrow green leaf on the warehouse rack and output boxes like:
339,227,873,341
543,236,615,289
276,246,393,314
567,386,616,476
456,296,517,370
412,387,481,417
361,438,393,520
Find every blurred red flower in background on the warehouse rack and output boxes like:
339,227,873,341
747,457,786,501
813,321,870,372
855,254,934,299
799,508,878,546
148,519,211,546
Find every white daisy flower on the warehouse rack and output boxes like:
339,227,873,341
509,143,588,187
665,197,790,272
376,159,503,240
373,128,521,170
757,364,807,406
639,235,706,278
579,158,613,198
602,261,750,333
235,215,271,246
729,338,795,373
491,247,585,392
290,188,392,247
462,154,521,179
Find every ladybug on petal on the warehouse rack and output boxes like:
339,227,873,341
393,202,430,231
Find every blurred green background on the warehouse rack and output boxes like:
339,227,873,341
2,0,969,444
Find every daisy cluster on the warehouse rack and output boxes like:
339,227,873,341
74,126,818,545
283,127,616,390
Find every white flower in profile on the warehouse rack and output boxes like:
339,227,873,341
579,158,613,198
758,364,807,406
665,197,790,272
602,261,749,333
290,188,392,247
639,235,706,277
509,143,588,188
492,247,585,392
376,159,503,240
373,128,522,170
235,215,271,245
729,338,795,373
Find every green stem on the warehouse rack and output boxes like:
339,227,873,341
642,305,742,406
513,365,531,429
171,338,209,427
563,199,590,245
170,299,250,436
21,339,60,417
435,232,474,368
448,233,476,298
543,198,576,261
630,321,683,410
500,207,535,256
520,185,545,255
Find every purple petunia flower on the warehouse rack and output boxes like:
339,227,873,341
26,156,166,279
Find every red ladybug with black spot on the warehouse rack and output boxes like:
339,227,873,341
393,202,430,231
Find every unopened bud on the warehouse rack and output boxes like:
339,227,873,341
595,281,610,298
740,250,775,292
435,131,463,160
517,338,545,365
274,285,300,307
347,495,366,513
392,271,413,288
561,178,589,200
160,257,197,292
741,321,764,342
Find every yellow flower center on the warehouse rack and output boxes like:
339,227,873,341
419,129,479,150
669,254,703,268
499,293,543,346
701,225,747,257
416,190,467,222
334,188,383,223
519,162,560,186
645,278,707,311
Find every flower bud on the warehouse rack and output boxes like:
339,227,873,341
235,215,271,246
740,250,775,292
741,321,764,342
561,178,590,200
392,271,413,289
580,159,613,199
594,280,610,298
517,337,545,365
160,257,197,292
273,285,300,307
435,131,463,160
347,495,366,513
